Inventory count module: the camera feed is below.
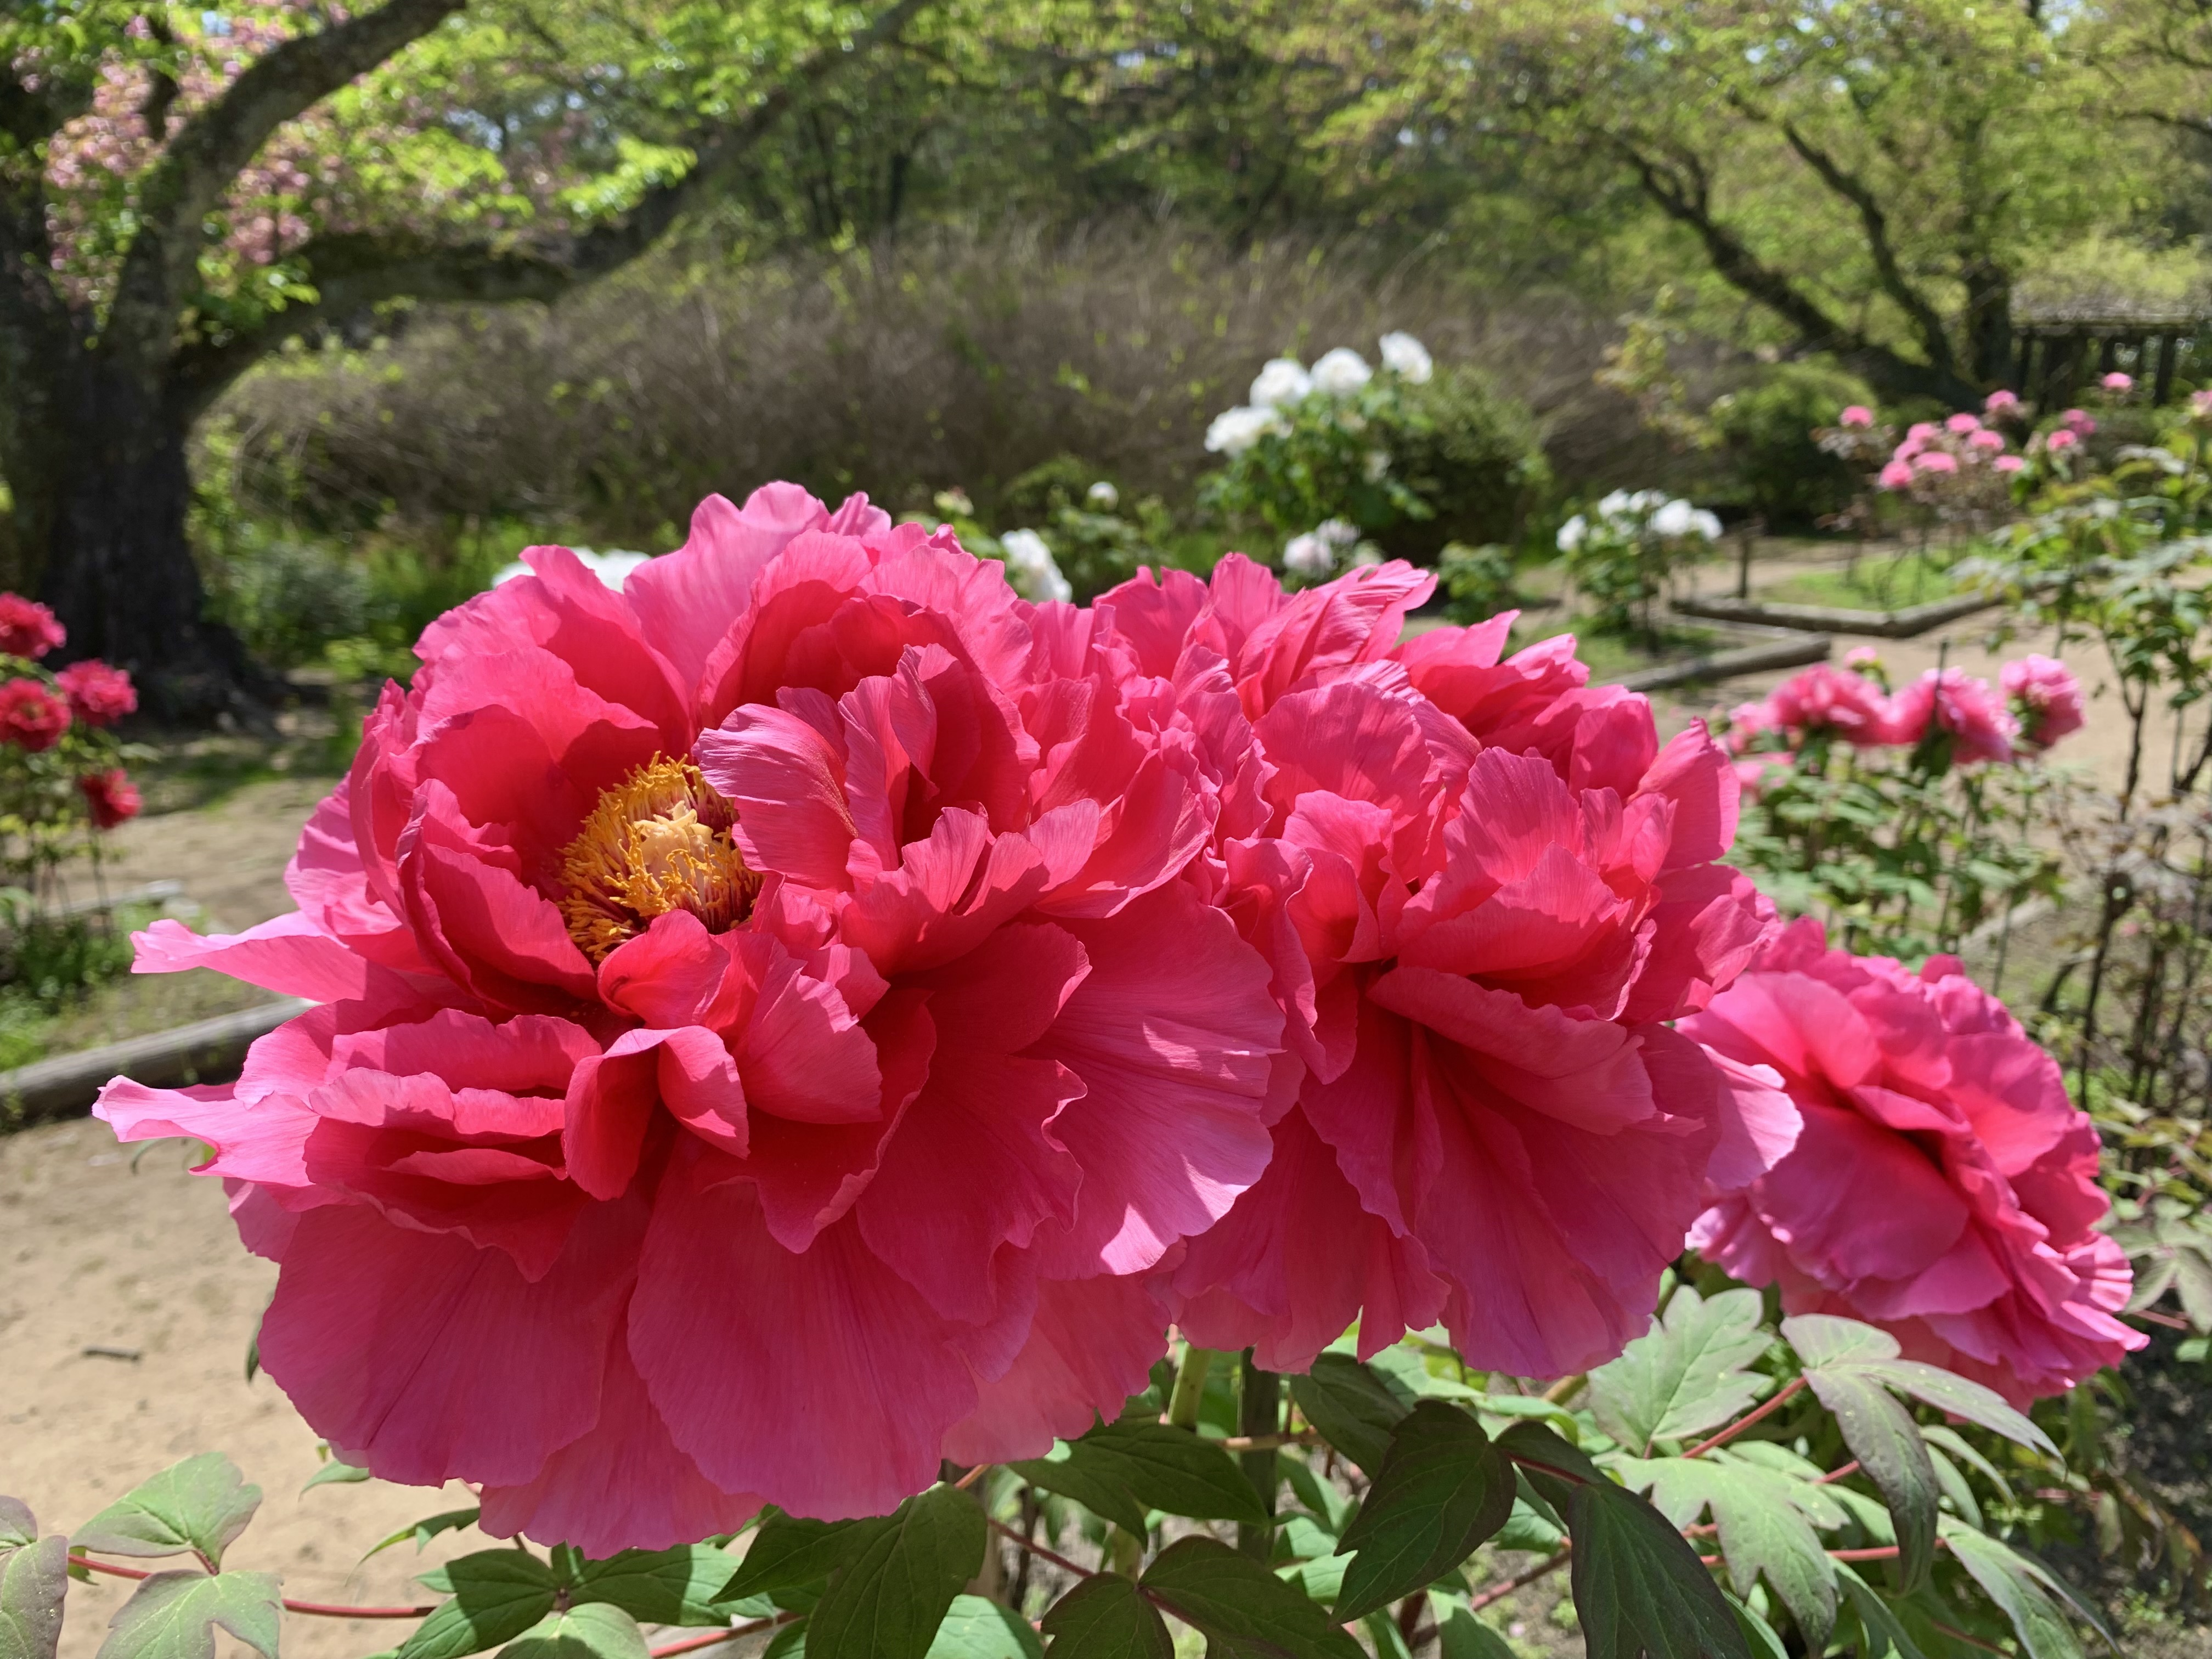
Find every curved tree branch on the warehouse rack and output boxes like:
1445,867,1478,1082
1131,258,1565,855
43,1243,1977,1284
109,0,467,363
172,0,934,420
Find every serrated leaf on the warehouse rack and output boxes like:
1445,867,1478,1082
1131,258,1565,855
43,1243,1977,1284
1626,1460,1835,1646
1590,1288,1773,1454
807,1486,984,1659
1138,1537,1363,1658
94,1572,279,1659
1943,1527,2084,1659
1831,1562,1927,1659
725,1516,882,1602
400,1553,561,1659
925,1595,1041,1659
1288,1356,1410,1477
497,1604,648,1659
2125,1256,2179,1314
1,1525,66,1659
1427,1593,1515,1659
1567,1481,1749,1659
1039,1576,1170,1658
75,1458,262,1572
1332,1402,1514,1621
1780,1315,1899,1370
364,1509,481,1565
571,1545,740,1627
1850,1361,2056,1456
1804,1372,1937,1593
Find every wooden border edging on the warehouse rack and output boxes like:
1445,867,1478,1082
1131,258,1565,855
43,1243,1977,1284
0,997,310,1129
1610,631,1832,692
1672,591,1997,639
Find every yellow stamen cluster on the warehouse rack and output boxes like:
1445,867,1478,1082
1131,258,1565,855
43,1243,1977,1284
558,757,759,963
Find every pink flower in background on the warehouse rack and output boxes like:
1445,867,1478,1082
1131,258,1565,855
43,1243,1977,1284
1841,405,1875,428
0,678,71,751
1688,920,2143,1403
1913,450,1960,475
2062,409,2097,435
1968,429,2006,453
78,768,142,828
1844,646,1881,670
1879,460,1916,490
1994,455,2027,474
1733,751,1793,798
2192,389,2212,421
1086,563,1782,1378
2001,654,2085,748
1725,698,1780,754
2102,371,2134,393
0,594,64,660
55,659,137,725
1945,412,1982,435
2044,427,2079,453
1882,668,2018,763
1906,421,1939,442
1763,663,1892,746
97,484,1288,1551
1984,390,2022,415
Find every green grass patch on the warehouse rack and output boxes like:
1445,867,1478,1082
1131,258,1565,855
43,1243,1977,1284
1763,551,1961,612
1508,616,1722,682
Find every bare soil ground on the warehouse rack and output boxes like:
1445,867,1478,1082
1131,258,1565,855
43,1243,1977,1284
1,565,2205,1657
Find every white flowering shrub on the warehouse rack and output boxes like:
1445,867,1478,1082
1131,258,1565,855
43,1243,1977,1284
1199,333,1543,568
1557,489,1722,640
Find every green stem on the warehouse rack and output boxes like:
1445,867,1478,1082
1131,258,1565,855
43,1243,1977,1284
1166,1344,1215,1431
1236,1351,1280,1562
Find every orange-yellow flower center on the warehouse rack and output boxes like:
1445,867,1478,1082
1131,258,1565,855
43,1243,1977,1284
558,757,759,963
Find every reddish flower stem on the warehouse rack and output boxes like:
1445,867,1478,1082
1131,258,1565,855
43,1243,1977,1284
1816,1459,1863,1485
952,1464,992,1491
68,1554,435,1618
1465,1549,1569,1612
985,1516,1093,1581
1682,1376,1807,1458
646,1613,798,1658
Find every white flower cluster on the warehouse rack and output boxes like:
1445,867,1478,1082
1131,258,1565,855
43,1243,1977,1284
493,546,653,591
1282,517,1362,577
998,527,1073,603
1556,490,1720,551
1203,331,1436,457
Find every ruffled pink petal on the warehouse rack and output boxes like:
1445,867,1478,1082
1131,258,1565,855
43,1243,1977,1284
132,913,373,1004
625,486,836,694
941,1275,1173,1465
260,1198,641,1488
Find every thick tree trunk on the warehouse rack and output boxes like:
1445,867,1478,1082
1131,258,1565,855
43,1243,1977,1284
1962,261,2014,391
35,359,270,718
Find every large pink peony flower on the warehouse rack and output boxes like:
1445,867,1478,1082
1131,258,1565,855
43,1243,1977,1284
1687,920,2143,1403
1760,663,1892,747
97,485,1286,1550
1074,560,1784,1378
1882,667,2017,763
2000,653,2085,749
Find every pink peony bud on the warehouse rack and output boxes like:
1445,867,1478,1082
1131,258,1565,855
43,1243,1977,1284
1912,450,1960,474
1839,405,1875,429
1983,389,2022,414
2101,371,2134,393
2001,653,2085,748
1878,459,1916,490
1945,412,1982,434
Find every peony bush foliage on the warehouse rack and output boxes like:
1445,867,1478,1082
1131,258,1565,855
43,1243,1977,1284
12,486,2162,1659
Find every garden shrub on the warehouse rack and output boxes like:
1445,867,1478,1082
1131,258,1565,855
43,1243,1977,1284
1707,358,1877,528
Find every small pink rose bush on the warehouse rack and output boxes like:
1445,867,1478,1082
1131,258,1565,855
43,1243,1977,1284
1691,919,2143,1403
93,489,2131,1556
0,594,145,854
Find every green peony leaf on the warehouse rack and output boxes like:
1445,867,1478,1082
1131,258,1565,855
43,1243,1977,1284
1626,1459,1835,1646
1331,1402,1514,1621
1080,1423,1272,1526
496,1604,649,1659
569,1545,741,1627
1426,1592,1516,1659
1779,1315,1899,1370
1942,1527,2085,1659
1138,1536,1364,1658
1849,1361,2055,1456
924,1595,1042,1659
1037,1576,1170,1658
1566,1481,1748,1659
1494,1420,1606,1509
363,1509,481,1565
1,1509,66,1659
1007,1445,1146,1537
806,1485,985,1659
1803,1371,1938,1593
93,1572,279,1659
74,1458,262,1572
1590,1288,1773,1454
302,1457,372,1493
724,1516,884,1603
399,1552,562,1659
1288,1355,1412,1477
1831,1561,1928,1659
